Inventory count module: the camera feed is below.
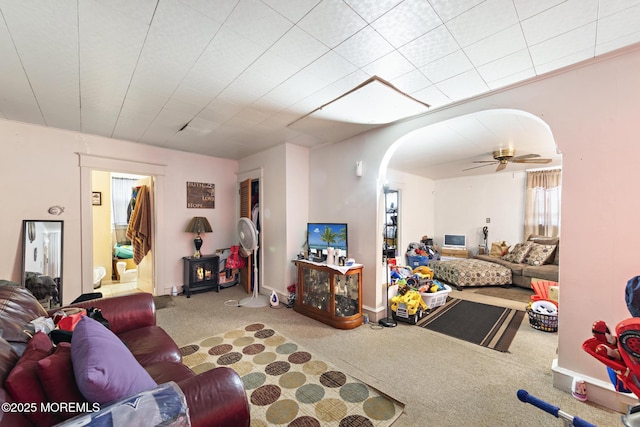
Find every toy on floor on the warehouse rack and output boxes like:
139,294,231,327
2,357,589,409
390,289,427,324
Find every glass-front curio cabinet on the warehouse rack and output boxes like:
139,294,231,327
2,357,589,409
293,260,363,329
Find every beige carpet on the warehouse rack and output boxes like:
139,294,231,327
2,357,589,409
153,295,175,309
180,323,403,426
156,286,622,426
468,286,534,305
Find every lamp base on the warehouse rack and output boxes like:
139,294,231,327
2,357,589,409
193,235,203,258
378,317,397,327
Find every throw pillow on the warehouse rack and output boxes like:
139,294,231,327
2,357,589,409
71,316,157,404
501,241,533,263
37,342,87,420
5,332,58,427
525,243,557,266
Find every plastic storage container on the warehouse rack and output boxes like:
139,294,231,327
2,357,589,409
406,255,430,268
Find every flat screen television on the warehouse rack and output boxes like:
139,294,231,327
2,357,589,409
443,234,466,249
307,223,348,256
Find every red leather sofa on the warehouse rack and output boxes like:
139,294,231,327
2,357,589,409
0,285,250,427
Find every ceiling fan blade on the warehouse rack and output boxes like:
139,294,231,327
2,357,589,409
472,160,499,164
513,158,552,164
496,162,508,172
511,154,540,161
462,162,497,171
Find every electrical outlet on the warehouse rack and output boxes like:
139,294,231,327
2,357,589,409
486,218,491,223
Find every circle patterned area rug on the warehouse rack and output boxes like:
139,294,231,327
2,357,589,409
180,323,403,426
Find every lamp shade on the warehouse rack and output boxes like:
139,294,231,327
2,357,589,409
185,217,212,235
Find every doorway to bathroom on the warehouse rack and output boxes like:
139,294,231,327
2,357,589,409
91,170,154,297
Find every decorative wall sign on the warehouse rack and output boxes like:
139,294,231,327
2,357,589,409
92,192,102,206
187,182,215,209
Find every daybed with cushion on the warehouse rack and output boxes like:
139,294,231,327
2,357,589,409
475,234,559,289
0,284,250,427
428,258,512,289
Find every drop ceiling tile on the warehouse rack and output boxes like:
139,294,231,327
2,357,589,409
224,0,292,48
197,99,244,124
222,50,299,103
529,23,596,70
389,69,432,94
445,0,519,48
428,0,485,22
464,24,527,67
113,112,156,142
420,50,472,83
344,0,403,23
486,68,536,90
399,25,459,68
435,69,489,102
362,51,416,80
371,0,441,47
595,5,640,54
598,0,640,17
256,70,327,111
534,47,594,75
78,1,150,109
297,0,367,48
334,26,394,68
411,84,450,108
261,0,321,22
81,108,120,137
304,51,358,84
2,1,79,105
0,18,42,123
287,72,366,115
127,1,222,96
512,0,566,20
596,32,640,56
521,0,598,46
163,97,208,117
183,26,264,92
177,0,238,24
270,26,329,69
476,48,533,83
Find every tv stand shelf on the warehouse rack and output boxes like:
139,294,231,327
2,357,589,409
440,248,468,259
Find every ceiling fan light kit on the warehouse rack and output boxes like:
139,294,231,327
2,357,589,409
463,148,552,172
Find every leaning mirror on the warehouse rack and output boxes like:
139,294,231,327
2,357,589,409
22,220,63,309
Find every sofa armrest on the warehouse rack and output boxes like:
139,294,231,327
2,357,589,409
53,293,156,335
178,367,250,427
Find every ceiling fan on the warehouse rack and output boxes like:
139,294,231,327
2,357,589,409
463,148,552,172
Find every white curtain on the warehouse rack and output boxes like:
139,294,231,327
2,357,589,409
111,177,138,244
524,169,562,238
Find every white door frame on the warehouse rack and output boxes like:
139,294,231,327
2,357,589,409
78,153,166,297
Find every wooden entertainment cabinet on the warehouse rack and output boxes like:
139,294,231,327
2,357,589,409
293,260,363,329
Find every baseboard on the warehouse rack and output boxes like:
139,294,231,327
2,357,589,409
551,359,638,413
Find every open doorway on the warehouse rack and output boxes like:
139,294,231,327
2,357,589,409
239,177,260,294
91,171,154,298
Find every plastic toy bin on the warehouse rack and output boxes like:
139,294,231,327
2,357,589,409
420,285,452,309
406,255,429,268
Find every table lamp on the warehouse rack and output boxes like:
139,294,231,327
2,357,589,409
185,217,212,258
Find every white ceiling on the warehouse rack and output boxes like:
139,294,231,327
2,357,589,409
1,0,639,176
